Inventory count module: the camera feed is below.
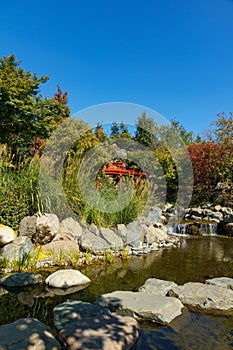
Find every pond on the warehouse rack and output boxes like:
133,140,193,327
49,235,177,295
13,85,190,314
1,235,233,349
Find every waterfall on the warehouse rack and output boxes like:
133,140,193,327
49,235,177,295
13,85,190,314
167,222,218,236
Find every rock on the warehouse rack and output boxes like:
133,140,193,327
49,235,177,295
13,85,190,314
58,313,139,350
145,206,163,223
0,318,61,350
53,299,110,330
0,272,43,288
100,228,123,249
0,224,16,247
168,282,233,310
45,269,90,288
59,217,83,239
33,213,59,244
206,277,233,290
125,221,145,248
210,211,223,221
221,207,233,216
89,223,100,236
18,215,37,238
1,236,34,262
41,240,80,255
148,226,168,242
79,229,111,253
95,290,183,324
190,207,203,216
117,224,128,241
138,278,177,296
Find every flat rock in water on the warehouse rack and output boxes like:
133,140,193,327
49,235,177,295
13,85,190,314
169,282,233,310
205,277,233,290
45,269,90,288
138,278,177,296
54,299,110,330
0,318,61,350
95,290,183,324
0,272,43,288
58,312,139,350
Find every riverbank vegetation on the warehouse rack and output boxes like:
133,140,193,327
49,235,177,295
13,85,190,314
0,54,232,229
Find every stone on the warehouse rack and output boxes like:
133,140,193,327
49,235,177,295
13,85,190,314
89,223,100,236
33,213,59,244
53,299,110,330
210,211,223,221
221,207,233,216
100,228,123,249
125,221,145,247
95,290,183,324
59,217,83,239
138,278,177,296
168,282,233,310
45,269,90,288
18,215,37,238
42,240,80,255
0,318,61,350
206,277,233,290
0,224,16,247
1,236,34,262
0,272,43,288
190,207,203,216
146,225,168,242
223,214,233,223
79,229,111,253
117,224,128,241
58,312,139,350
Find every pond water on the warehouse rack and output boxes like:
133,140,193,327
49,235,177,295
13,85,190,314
1,236,233,349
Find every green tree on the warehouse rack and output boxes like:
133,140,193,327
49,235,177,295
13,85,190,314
135,112,157,147
0,54,70,155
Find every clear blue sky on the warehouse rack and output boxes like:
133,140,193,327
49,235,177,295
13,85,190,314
0,0,232,136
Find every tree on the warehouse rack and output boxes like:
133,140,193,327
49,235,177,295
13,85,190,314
0,54,70,155
212,112,233,144
135,112,157,147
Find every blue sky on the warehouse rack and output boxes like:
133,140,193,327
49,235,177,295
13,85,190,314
0,0,232,136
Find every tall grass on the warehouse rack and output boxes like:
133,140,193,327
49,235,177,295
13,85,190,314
0,145,41,229
63,151,151,227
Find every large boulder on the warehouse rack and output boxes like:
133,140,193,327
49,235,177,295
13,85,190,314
1,236,34,262
58,217,83,240
33,214,59,244
19,214,59,244
125,221,145,248
0,224,16,247
138,278,177,296
144,225,168,243
53,299,110,330
0,318,61,350
18,215,37,238
0,272,43,288
45,269,90,289
58,313,139,350
95,290,183,324
79,229,111,253
168,282,233,310
99,228,123,249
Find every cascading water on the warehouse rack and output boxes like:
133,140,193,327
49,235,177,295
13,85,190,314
167,222,218,236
